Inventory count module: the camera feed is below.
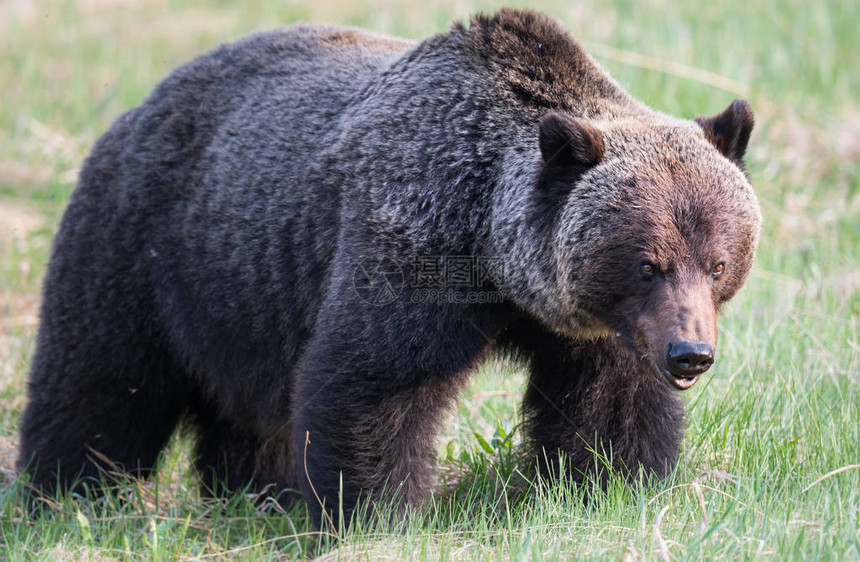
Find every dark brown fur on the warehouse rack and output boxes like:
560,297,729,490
17,10,760,528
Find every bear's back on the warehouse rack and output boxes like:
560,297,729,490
125,24,414,197
50,26,415,427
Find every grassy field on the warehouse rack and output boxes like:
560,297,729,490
1,0,858,559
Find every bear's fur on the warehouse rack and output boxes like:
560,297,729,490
18,9,760,524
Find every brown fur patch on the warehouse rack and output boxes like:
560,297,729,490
314,28,414,52
463,8,628,108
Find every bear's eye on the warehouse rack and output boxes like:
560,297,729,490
642,262,656,277
712,263,725,277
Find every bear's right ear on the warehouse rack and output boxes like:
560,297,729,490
530,113,604,229
539,112,605,171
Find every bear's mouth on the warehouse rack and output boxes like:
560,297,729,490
614,330,701,390
661,369,700,391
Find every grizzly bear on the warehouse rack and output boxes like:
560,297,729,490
18,9,760,525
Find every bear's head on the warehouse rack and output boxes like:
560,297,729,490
536,99,761,390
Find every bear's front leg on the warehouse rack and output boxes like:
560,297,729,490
294,364,461,528
521,331,685,486
292,269,508,528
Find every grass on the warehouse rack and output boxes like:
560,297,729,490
1,0,858,559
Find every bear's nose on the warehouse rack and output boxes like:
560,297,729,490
666,341,714,378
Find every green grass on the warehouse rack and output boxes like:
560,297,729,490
1,0,858,559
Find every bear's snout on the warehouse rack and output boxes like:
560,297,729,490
665,340,714,389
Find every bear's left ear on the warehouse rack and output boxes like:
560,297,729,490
696,98,755,168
